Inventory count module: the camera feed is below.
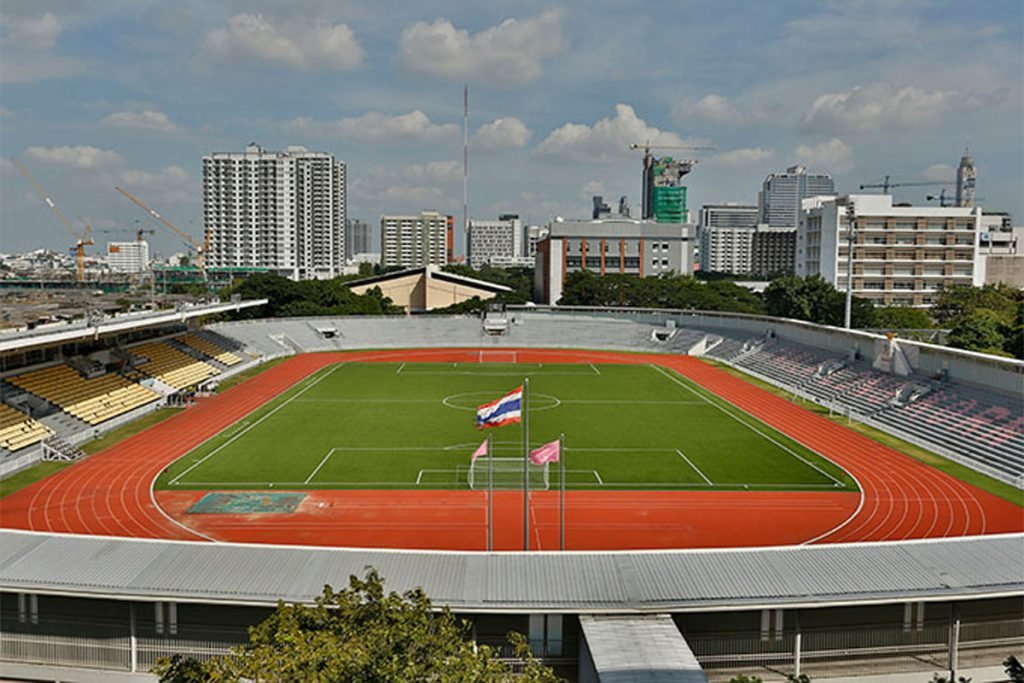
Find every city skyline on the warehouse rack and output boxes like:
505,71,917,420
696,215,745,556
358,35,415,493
1,1,1021,258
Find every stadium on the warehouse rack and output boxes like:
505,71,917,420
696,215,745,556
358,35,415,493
1,304,1021,682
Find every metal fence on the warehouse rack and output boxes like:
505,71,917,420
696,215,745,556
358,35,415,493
1,615,247,674
686,617,1024,680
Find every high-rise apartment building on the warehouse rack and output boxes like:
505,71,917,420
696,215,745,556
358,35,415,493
380,211,452,269
759,165,834,228
796,194,984,307
698,204,758,274
203,144,346,280
751,226,797,277
345,219,371,261
467,214,526,268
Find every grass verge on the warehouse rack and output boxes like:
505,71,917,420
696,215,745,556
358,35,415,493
0,461,71,498
702,358,1024,507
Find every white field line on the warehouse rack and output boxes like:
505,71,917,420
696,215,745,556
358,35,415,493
559,400,706,405
416,468,461,485
590,363,601,375
304,448,336,484
172,479,836,489
651,364,846,487
676,449,713,486
396,362,405,374
170,363,343,485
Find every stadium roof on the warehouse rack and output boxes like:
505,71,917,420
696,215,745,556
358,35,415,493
1,530,1020,613
0,299,267,353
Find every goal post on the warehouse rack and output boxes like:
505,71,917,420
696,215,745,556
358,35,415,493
468,456,549,490
478,350,518,364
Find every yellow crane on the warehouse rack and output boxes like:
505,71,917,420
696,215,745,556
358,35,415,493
115,186,207,279
14,159,94,283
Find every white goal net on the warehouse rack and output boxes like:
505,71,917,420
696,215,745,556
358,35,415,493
468,456,549,490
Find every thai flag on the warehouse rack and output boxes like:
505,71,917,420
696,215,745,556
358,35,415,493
476,386,523,429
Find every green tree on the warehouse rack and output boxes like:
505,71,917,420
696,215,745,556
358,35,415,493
946,309,1011,357
873,306,934,330
153,570,560,682
763,275,874,327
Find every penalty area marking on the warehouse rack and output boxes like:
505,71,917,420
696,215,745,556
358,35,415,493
650,364,847,488
676,448,713,486
169,363,344,486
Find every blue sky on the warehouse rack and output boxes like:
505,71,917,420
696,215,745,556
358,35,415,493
1,0,1021,258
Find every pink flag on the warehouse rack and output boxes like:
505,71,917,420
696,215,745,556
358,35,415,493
529,439,560,465
471,439,488,462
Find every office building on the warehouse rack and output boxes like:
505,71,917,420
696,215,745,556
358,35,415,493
796,194,984,307
204,144,346,280
759,165,834,228
380,211,453,269
468,214,527,269
106,241,150,274
345,219,371,262
534,218,694,304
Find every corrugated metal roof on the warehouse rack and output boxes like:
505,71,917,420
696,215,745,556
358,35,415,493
0,531,1020,613
579,615,706,682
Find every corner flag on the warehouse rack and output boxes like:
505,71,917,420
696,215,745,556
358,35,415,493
529,439,560,465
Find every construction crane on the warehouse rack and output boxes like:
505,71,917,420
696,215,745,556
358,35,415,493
925,188,984,208
100,226,157,241
14,159,94,283
115,186,207,279
629,141,716,169
858,176,952,194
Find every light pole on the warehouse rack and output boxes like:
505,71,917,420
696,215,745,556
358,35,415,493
843,200,856,329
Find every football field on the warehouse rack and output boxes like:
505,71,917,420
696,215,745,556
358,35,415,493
156,362,856,491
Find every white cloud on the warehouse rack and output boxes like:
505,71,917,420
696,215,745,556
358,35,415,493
25,146,122,170
794,138,853,173
534,104,707,163
0,105,11,118
797,82,998,134
286,111,458,143
708,147,775,167
403,160,461,184
923,164,956,182
398,10,564,85
472,117,532,152
115,166,195,205
102,110,178,133
673,94,745,125
203,13,363,71
2,12,62,49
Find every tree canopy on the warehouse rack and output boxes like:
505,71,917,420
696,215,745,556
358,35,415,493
557,270,764,314
934,284,1023,359
220,273,402,318
155,570,560,682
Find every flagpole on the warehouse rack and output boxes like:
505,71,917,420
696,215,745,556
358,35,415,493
560,432,565,552
487,434,493,552
522,377,530,552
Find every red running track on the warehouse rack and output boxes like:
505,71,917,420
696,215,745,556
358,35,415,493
1,349,1020,550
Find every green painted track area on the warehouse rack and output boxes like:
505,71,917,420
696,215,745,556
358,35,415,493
155,362,856,491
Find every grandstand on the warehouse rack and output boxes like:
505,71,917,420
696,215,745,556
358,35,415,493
7,365,160,426
131,341,220,390
0,403,51,452
178,332,243,367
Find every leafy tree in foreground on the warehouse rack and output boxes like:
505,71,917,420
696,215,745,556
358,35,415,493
154,570,560,683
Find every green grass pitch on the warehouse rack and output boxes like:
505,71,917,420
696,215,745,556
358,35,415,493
155,362,856,492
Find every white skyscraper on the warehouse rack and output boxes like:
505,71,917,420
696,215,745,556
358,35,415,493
203,144,346,280
106,241,150,274
759,165,835,228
